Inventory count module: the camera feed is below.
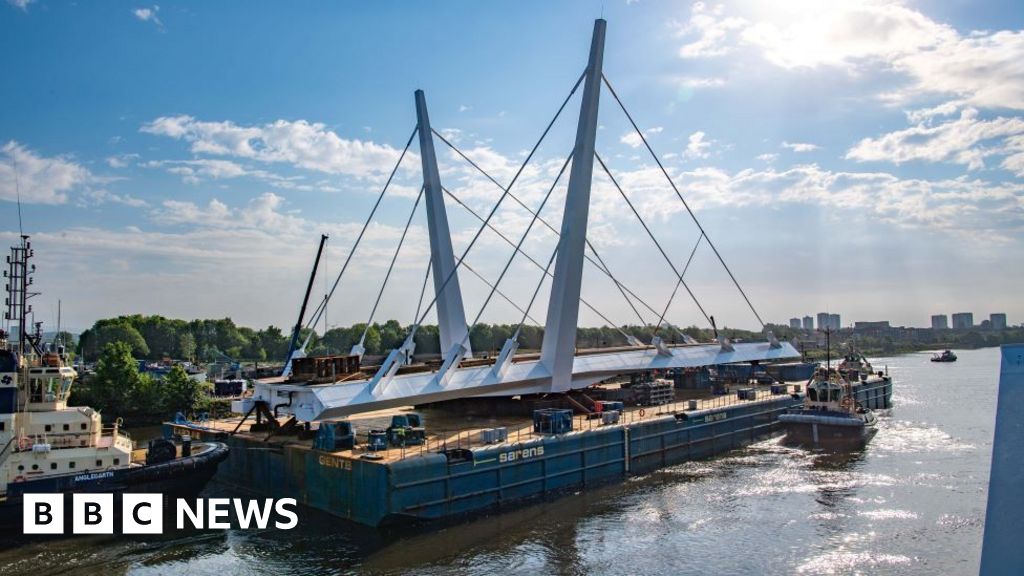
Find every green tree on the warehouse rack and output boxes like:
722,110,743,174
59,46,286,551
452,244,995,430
131,374,164,418
90,342,146,417
413,324,441,355
162,365,203,415
361,324,382,355
469,324,493,353
93,323,150,357
178,332,196,361
378,320,406,351
258,325,289,360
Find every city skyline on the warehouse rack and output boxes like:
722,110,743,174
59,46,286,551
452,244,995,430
2,1,1023,333
786,311,1011,331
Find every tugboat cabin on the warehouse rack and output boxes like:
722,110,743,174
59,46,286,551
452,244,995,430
805,371,850,412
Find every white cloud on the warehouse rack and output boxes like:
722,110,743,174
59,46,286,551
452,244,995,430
674,1,1024,110
133,5,163,29
143,157,331,191
6,0,33,10
458,104,472,113
0,141,93,205
846,107,1024,173
2,189,437,330
673,76,727,89
676,2,748,58
140,115,407,178
683,131,711,159
439,128,463,144
1000,134,1024,177
620,126,663,149
782,141,820,153
905,101,962,125
591,160,1023,242
80,189,148,208
756,153,778,163
106,153,140,168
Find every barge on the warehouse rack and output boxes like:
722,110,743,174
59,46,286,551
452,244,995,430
169,376,891,527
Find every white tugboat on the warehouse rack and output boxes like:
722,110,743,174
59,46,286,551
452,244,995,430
0,236,228,525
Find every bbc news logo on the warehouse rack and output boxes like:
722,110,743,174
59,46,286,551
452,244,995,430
23,494,298,534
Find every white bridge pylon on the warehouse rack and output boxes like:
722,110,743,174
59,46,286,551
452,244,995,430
255,19,799,421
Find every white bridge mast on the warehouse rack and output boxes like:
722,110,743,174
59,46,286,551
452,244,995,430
415,89,473,360
540,19,605,392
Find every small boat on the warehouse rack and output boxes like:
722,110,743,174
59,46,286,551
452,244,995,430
0,236,229,526
931,349,957,363
779,367,877,450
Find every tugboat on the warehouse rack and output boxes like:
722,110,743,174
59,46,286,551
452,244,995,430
931,349,957,363
779,367,878,450
837,344,878,382
0,236,229,523
780,328,877,450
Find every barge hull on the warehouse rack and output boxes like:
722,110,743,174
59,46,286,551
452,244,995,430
177,378,892,527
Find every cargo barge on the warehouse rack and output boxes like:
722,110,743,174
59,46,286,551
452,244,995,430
169,376,891,527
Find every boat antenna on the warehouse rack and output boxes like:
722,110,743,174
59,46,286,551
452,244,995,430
825,327,831,371
12,152,24,236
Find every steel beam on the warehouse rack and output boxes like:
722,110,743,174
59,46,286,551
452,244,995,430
415,90,472,358
255,341,799,421
540,19,606,392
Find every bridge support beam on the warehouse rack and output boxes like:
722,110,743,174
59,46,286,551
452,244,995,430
540,19,606,392
415,90,472,359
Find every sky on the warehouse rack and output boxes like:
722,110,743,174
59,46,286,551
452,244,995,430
1,0,1022,335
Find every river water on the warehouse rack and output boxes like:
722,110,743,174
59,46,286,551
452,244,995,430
0,347,1001,575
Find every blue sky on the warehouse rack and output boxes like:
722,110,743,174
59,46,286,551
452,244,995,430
1,0,1022,334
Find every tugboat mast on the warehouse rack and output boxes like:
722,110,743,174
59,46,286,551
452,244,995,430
4,235,39,357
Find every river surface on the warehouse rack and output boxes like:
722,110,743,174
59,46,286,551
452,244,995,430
0,347,1002,575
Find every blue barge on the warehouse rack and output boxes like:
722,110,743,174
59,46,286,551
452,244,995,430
169,378,891,527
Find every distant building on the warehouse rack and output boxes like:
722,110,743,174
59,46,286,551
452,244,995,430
817,312,830,331
830,314,841,330
991,313,1007,330
931,315,948,330
854,321,890,337
789,318,802,329
802,316,814,330
855,321,890,330
952,312,974,330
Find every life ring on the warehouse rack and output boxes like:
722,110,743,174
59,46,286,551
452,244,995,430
13,475,24,483
841,397,853,409
17,437,31,451
639,409,646,417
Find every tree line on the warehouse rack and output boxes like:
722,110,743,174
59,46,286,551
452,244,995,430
76,314,757,362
